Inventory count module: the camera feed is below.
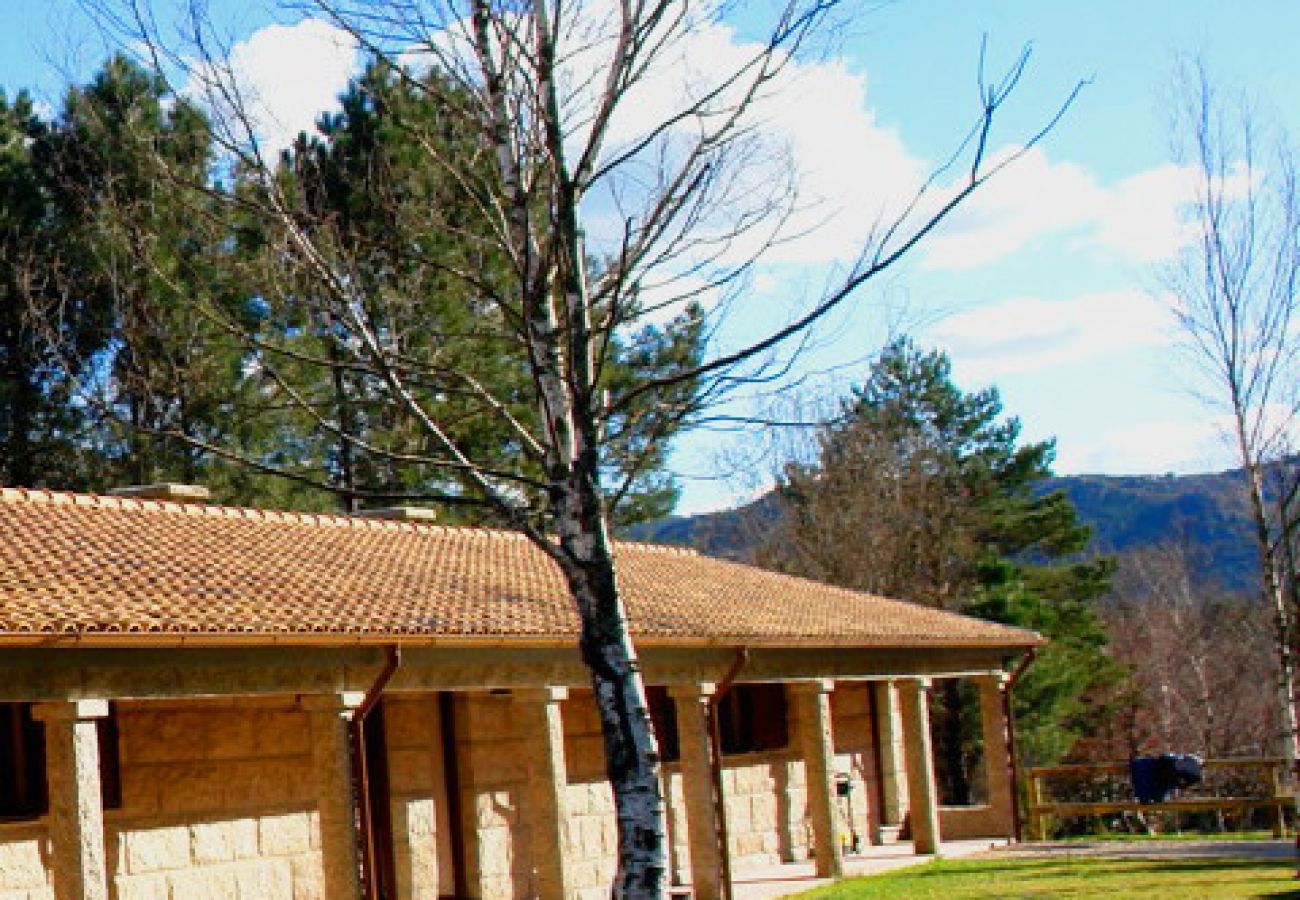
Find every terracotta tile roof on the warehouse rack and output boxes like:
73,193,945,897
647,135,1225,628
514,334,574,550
0,488,1040,649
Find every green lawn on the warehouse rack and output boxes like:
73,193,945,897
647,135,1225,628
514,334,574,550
795,857,1300,899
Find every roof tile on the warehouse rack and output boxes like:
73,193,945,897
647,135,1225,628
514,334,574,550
0,489,1039,648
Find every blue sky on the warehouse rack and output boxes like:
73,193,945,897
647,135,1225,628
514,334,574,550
3,1,1297,513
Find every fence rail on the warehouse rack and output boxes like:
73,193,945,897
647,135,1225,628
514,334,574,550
1026,757,1292,840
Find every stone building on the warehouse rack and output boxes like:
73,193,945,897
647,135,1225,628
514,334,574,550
0,486,1038,899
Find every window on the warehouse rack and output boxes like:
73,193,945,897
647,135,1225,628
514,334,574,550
645,687,680,763
0,704,45,819
0,703,121,821
717,684,788,755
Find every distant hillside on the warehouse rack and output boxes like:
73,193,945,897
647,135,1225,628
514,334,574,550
625,468,1262,596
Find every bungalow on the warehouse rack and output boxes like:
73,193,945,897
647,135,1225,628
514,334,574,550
0,484,1040,900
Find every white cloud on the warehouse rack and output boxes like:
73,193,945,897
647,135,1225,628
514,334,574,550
927,289,1178,380
1054,418,1232,476
556,10,925,268
919,150,1210,270
192,18,360,153
206,13,1203,277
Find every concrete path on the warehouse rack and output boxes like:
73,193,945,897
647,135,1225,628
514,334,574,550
991,838,1298,861
729,839,1007,899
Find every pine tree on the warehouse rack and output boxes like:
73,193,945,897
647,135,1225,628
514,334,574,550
768,338,1118,795
235,61,705,521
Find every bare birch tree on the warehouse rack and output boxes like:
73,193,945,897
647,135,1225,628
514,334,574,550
71,2,1077,894
1167,61,1300,768
1103,543,1276,759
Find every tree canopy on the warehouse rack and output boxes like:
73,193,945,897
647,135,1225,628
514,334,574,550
766,338,1118,790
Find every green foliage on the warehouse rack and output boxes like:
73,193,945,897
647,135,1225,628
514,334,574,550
0,88,100,488
0,55,701,522
770,337,1119,774
231,60,703,520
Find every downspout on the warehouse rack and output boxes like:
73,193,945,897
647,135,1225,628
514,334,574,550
1004,648,1036,843
707,647,750,900
351,644,403,900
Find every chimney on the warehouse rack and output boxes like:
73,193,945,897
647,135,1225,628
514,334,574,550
353,506,438,523
107,483,213,503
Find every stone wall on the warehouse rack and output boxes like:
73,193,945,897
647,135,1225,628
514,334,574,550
383,695,452,900
108,697,322,900
455,692,531,899
0,822,52,900
0,681,898,900
937,804,1003,839
829,681,881,848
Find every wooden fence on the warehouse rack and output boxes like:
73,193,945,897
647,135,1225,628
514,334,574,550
1026,757,1292,840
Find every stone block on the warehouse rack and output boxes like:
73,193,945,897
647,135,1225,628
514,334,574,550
382,699,436,749
203,710,258,759
157,763,225,814
564,736,605,781
151,712,212,763
189,821,237,865
112,874,169,900
401,797,437,837
165,865,238,900
255,710,311,757
464,697,516,740
563,816,583,857
121,826,192,874
0,839,48,889
476,826,513,877
579,817,604,856
290,854,324,900
566,860,601,890
474,790,518,828
468,740,526,785
406,838,440,899
234,858,293,898
259,813,312,857
478,875,514,900
388,748,435,793
187,819,258,866
119,767,161,815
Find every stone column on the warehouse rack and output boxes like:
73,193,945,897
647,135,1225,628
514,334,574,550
975,673,1015,836
32,700,110,900
873,681,908,828
790,680,843,878
897,678,940,854
669,683,723,900
304,692,365,900
513,686,571,900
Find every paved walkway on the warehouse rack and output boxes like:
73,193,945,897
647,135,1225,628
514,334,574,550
730,839,1008,899
990,838,1298,861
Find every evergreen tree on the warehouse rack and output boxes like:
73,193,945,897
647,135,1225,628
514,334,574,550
0,91,78,487
768,338,1118,797
36,55,261,492
234,61,705,521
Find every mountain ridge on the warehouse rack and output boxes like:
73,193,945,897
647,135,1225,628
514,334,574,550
626,467,1262,595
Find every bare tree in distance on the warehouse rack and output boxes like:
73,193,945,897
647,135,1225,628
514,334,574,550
70,2,1081,894
1166,60,1300,769
1101,542,1276,760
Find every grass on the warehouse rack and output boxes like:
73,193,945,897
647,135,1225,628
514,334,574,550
794,856,1300,899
